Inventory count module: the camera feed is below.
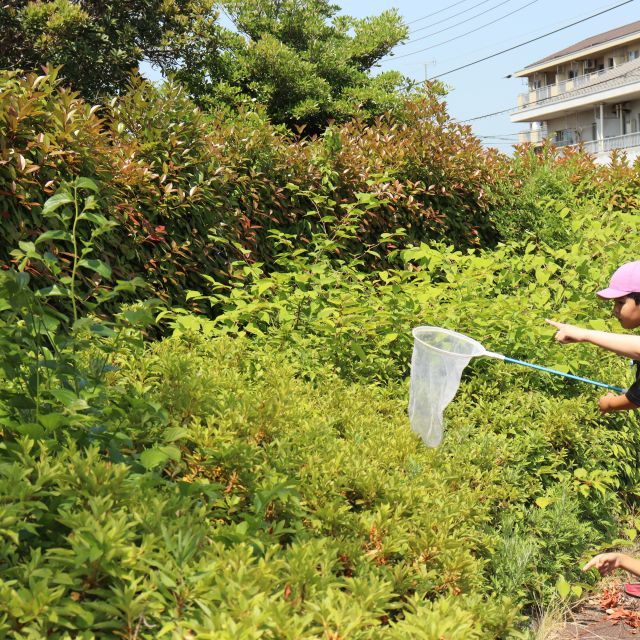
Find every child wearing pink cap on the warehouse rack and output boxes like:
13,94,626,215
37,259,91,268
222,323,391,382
549,261,640,594
547,260,640,413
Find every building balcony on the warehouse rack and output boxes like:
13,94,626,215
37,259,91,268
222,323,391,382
512,57,640,123
516,129,640,160
580,130,640,154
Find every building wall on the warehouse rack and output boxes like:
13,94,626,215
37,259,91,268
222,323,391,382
542,99,640,143
545,112,594,143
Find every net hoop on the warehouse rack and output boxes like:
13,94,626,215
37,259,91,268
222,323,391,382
411,326,486,359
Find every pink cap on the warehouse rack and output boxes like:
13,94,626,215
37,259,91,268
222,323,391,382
597,261,640,298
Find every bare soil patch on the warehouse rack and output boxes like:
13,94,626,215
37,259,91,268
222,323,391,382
550,582,640,639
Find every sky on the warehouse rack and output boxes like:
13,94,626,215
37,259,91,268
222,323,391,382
353,0,640,151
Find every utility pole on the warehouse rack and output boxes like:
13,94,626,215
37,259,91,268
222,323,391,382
423,60,437,81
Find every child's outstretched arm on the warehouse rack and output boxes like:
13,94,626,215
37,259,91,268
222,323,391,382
546,319,640,360
599,392,638,413
583,552,640,577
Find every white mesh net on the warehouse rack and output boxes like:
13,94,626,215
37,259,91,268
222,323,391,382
408,326,485,447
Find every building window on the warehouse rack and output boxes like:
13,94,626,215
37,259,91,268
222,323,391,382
568,70,576,79
608,58,614,68
629,50,639,61
554,129,575,145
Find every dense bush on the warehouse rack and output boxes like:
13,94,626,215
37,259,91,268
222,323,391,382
5,65,640,638
1,295,638,637
179,198,633,391
0,330,621,638
492,143,640,246
2,70,514,313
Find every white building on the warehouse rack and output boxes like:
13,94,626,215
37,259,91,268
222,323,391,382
511,20,640,162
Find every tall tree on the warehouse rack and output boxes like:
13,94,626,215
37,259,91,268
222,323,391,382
171,0,413,131
0,0,226,99
1,1,414,130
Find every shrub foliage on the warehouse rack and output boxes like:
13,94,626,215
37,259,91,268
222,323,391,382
3,66,640,638
2,70,510,311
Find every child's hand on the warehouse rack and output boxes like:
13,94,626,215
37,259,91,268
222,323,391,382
599,393,617,413
582,552,621,575
545,319,588,344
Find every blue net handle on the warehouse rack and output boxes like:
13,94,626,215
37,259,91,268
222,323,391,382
484,351,624,393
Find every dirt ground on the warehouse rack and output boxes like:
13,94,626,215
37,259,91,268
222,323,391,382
550,582,640,639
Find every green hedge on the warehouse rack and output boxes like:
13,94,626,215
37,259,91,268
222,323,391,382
1,326,635,638
1,70,513,312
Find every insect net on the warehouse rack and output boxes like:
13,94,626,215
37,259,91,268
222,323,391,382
408,326,485,447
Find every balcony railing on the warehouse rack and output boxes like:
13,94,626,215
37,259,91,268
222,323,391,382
580,131,640,153
516,57,640,112
517,130,640,155
519,67,619,104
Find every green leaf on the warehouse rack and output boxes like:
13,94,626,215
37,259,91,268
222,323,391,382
588,319,609,331
75,177,99,192
18,241,36,254
14,271,30,288
80,212,113,227
42,191,73,215
535,497,551,509
50,389,89,412
556,575,571,599
352,340,367,361
535,268,550,284
89,323,116,337
163,427,191,443
15,422,45,439
77,258,111,279
159,444,181,461
140,447,170,470
39,413,67,431
37,284,67,297
35,230,73,244
122,308,153,326
40,310,64,331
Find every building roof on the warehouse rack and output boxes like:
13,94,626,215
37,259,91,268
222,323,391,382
526,19,640,68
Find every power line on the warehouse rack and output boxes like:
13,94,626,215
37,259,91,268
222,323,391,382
408,0,540,54
380,0,623,69
463,106,516,121
408,1,520,44
482,139,522,144
407,0,477,26
479,132,523,137
389,0,633,66
408,0,508,36
407,0,621,70
430,0,635,76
